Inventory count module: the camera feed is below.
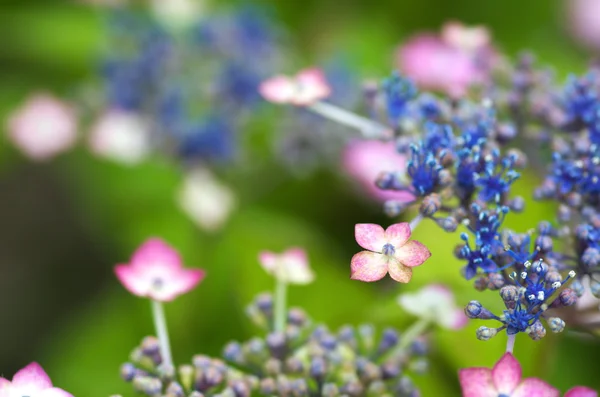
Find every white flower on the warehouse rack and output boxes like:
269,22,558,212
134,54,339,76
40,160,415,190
397,284,467,330
258,248,314,284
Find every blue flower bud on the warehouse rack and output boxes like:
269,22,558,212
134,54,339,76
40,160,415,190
528,321,546,340
465,301,483,318
120,363,136,382
548,317,566,333
476,326,497,341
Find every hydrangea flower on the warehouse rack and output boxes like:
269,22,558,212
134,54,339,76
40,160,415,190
398,284,468,329
259,68,331,106
258,248,314,284
459,353,596,397
88,110,151,165
178,168,236,232
6,93,77,161
342,139,415,202
351,223,431,283
0,362,73,397
114,238,205,301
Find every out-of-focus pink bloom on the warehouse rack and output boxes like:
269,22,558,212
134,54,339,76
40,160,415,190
6,93,77,161
567,0,600,51
0,362,73,397
441,21,491,52
397,284,468,330
342,139,415,202
459,353,559,397
89,110,151,165
565,387,598,397
259,68,331,106
115,238,205,302
258,248,314,284
396,22,493,96
351,223,430,283
178,168,235,232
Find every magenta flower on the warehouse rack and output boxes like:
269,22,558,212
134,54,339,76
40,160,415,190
565,387,598,397
397,284,468,330
396,22,493,96
342,139,415,203
259,247,314,285
259,68,331,106
459,353,559,397
114,238,205,302
0,362,73,397
351,223,431,283
6,93,77,161
567,0,600,51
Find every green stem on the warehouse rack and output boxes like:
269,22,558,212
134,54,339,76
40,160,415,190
274,278,288,333
152,300,173,368
388,318,431,358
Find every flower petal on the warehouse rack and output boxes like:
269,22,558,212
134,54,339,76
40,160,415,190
12,362,53,389
130,238,182,270
511,378,560,397
565,386,598,397
388,259,413,283
458,368,496,397
355,223,386,252
395,240,431,267
292,68,331,105
114,265,148,297
281,248,314,284
258,251,278,273
39,388,75,397
259,76,295,104
350,251,388,282
384,223,412,247
0,377,10,387
492,353,522,394
151,268,206,302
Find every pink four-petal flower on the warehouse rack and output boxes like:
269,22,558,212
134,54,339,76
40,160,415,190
0,362,73,397
351,223,431,283
114,238,206,302
259,68,331,106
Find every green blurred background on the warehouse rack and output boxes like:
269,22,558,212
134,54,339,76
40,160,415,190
0,0,598,395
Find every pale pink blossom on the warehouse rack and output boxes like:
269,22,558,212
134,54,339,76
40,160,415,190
0,362,73,397
342,139,414,202
259,68,331,106
7,93,77,161
397,284,467,329
178,168,235,232
396,22,493,96
115,238,205,302
567,0,600,51
459,353,559,397
89,110,151,165
258,248,314,284
351,223,430,283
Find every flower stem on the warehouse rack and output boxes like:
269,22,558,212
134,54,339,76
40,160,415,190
387,318,431,358
506,333,516,354
308,101,391,139
274,278,288,333
151,300,173,368
409,214,423,232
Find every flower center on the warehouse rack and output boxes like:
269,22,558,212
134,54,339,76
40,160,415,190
382,243,396,256
152,278,164,290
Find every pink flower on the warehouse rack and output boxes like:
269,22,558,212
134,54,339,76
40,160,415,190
342,139,415,202
567,0,600,51
351,223,431,283
459,353,559,397
259,68,331,106
114,238,205,302
258,248,314,284
397,284,468,330
396,22,493,96
0,362,73,397
6,93,77,161
565,387,598,397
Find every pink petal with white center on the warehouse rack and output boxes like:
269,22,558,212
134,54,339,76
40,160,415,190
441,21,490,52
12,362,53,389
384,223,412,247
39,388,74,397
388,259,413,283
259,251,278,273
292,68,331,105
150,268,206,302
259,76,296,104
355,223,386,252
130,238,182,271
491,353,522,394
342,139,415,202
458,368,496,397
114,265,148,297
394,240,431,267
511,378,559,397
281,248,314,284
350,251,388,282
565,386,598,397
